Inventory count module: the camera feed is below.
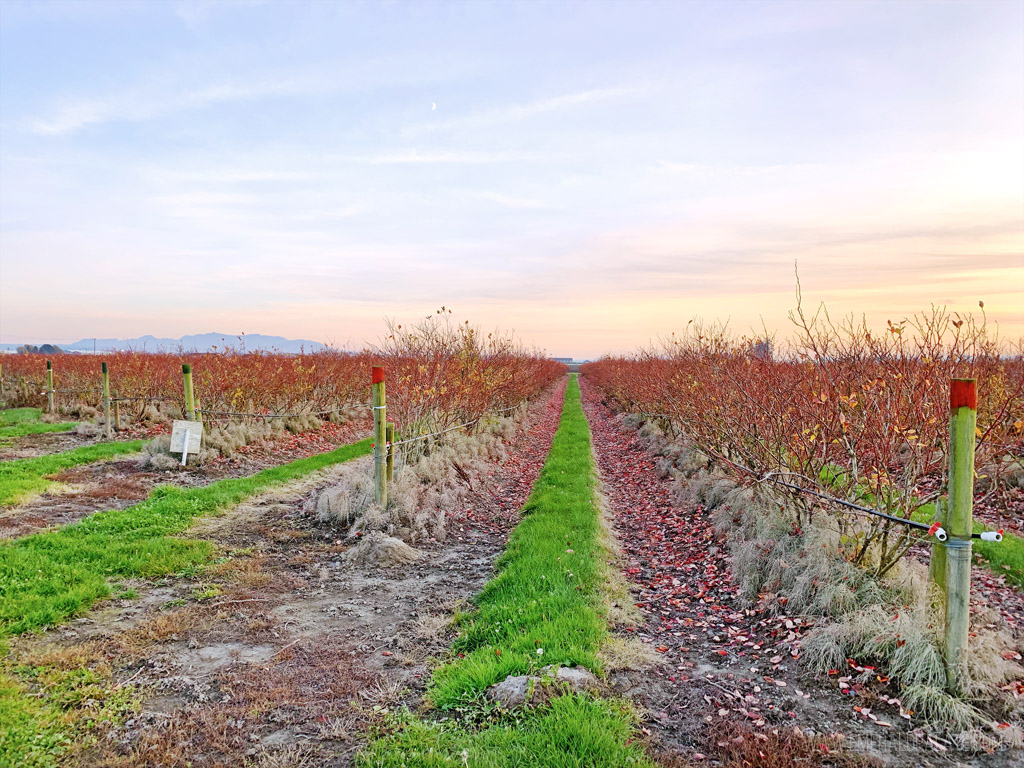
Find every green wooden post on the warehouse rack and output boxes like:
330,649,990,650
929,495,948,600
101,362,112,439
386,421,395,483
372,366,387,506
945,378,976,693
113,396,121,432
182,364,196,421
22,379,29,406
46,360,54,413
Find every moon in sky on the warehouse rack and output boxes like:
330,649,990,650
432,102,436,111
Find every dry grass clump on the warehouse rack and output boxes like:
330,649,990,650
56,402,99,421
803,602,1024,745
311,413,517,566
137,433,217,470
141,402,180,425
19,641,110,673
343,531,423,566
710,486,903,617
121,607,203,649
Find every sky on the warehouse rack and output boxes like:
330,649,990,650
0,0,1021,359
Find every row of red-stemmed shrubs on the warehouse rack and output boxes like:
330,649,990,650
582,305,1024,576
1,312,566,437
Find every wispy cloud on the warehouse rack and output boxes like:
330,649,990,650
29,79,301,135
407,86,644,135
332,150,548,164
477,191,546,209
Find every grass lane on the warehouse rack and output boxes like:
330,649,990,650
0,408,79,442
0,436,372,767
0,441,146,507
359,376,653,767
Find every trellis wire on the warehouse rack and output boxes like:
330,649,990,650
388,401,528,451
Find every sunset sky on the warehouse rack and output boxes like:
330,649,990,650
1,0,1021,359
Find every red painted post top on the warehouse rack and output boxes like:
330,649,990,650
372,366,385,384
950,378,977,411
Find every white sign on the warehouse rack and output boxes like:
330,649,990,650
169,419,204,465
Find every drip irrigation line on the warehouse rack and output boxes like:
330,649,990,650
629,411,1001,542
718,455,998,541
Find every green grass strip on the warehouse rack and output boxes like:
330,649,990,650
361,698,652,768
430,376,606,706
1,408,51,426
912,502,1024,588
0,437,372,636
0,441,145,507
0,408,79,441
360,376,654,767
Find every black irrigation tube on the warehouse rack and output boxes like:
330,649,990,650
634,409,996,541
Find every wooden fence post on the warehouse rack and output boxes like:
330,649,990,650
182,364,196,421
101,362,112,439
46,360,54,413
386,422,395,483
945,378,976,693
113,397,121,432
373,367,387,506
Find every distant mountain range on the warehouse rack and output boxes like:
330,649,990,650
1,333,329,354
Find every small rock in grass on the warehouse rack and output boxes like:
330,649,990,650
486,665,600,708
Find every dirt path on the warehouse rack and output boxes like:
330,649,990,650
11,383,565,767
0,418,371,540
580,377,1017,768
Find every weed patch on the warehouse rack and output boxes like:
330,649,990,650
0,408,78,441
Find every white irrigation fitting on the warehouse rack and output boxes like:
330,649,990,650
980,530,1004,542
934,527,948,542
